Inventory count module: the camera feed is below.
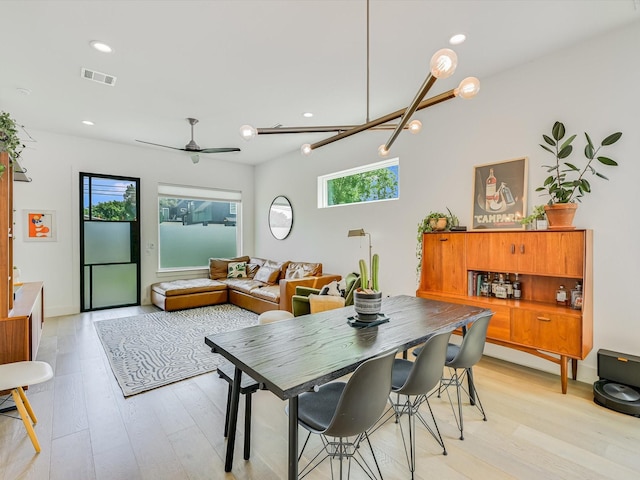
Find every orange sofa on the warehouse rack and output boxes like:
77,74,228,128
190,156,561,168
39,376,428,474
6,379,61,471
151,256,340,314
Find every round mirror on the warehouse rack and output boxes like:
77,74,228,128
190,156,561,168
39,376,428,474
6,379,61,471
269,195,293,240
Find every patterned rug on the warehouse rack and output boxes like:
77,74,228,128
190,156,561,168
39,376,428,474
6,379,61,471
94,304,258,397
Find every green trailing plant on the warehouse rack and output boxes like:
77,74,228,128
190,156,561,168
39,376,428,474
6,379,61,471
358,253,379,293
537,121,622,204
0,111,24,178
520,204,546,226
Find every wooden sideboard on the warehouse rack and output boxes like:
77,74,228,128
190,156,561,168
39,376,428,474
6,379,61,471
416,230,593,393
0,282,44,364
1,152,46,394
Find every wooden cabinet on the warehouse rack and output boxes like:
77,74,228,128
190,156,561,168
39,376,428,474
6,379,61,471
0,282,44,364
1,152,45,379
420,233,467,296
417,229,593,393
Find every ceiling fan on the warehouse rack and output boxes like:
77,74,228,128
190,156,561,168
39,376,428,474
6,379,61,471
135,118,241,157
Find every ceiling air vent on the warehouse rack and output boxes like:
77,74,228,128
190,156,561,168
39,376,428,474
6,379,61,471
81,67,117,86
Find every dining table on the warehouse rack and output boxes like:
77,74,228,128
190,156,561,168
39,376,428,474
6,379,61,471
204,294,492,479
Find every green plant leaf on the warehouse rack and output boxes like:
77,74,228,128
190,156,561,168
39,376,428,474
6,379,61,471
584,143,594,159
601,132,622,146
595,172,609,180
540,144,555,154
552,122,565,141
557,145,573,159
559,134,576,151
597,156,618,166
542,135,556,147
564,162,579,171
580,178,591,193
584,132,594,150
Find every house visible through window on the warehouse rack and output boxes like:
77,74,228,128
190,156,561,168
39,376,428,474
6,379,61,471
317,158,399,208
158,184,241,270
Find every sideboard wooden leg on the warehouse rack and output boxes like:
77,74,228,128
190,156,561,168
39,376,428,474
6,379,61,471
571,358,578,380
560,355,568,394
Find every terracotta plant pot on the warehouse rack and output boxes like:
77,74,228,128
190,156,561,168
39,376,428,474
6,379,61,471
544,203,577,229
429,217,448,231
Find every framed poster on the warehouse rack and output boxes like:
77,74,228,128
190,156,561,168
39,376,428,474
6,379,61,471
24,210,57,241
471,157,528,230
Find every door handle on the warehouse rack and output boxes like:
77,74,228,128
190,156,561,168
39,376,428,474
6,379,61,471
439,238,448,242
511,244,515,254
536,316,551,322
520,244,525,254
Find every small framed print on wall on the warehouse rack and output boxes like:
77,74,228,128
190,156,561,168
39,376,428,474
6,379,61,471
471,157,528,230
24,210,57,241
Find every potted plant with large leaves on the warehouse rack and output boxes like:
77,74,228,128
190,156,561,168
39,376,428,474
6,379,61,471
0,111,24,178
537,121,622,228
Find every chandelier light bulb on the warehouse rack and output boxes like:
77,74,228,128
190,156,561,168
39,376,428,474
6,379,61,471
301,144,312,155
378,144,389,157
239,124,258,141
407,120,422,134
454,77,481,99
430,48,458,79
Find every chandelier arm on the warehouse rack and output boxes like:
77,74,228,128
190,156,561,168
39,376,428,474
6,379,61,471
257,126,356,134
309,88,456,151
384,74,437,150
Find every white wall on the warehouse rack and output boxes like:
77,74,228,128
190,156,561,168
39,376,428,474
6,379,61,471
13,132,254,317
253,22,640,383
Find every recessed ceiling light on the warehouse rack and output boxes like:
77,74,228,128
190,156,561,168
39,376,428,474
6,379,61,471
90,40,113,53
82,120,95,126
303,112,313,118
449,34,466,45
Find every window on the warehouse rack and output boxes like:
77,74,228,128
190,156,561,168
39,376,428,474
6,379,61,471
317,158,399,208
158,184,241,270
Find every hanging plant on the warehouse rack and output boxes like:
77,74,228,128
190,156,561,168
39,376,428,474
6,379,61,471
0,111,24,177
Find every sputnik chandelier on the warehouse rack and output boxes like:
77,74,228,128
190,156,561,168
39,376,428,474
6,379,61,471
238,1,480,157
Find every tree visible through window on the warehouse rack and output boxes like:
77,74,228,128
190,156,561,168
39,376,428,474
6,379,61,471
318,158,399,208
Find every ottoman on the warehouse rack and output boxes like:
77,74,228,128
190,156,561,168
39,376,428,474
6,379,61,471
151,278,228,311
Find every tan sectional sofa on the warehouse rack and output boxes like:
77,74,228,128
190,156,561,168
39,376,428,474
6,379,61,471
151,256,340,314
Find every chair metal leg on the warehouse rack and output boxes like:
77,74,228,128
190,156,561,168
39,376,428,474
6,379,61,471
441,367,487,441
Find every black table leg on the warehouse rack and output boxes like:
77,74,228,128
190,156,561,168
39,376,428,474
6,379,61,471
244,390,252,460
288,396,298,480
225,366,242,472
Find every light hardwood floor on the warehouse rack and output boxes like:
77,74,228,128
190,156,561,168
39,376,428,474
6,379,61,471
1,306,639,480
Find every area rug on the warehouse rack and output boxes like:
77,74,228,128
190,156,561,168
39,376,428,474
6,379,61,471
94,304,258,397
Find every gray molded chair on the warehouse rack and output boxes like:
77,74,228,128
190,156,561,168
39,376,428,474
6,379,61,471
372,330,452,479
293,349,397,480
438,313,493,440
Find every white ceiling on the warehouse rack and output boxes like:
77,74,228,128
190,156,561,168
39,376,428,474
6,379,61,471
2,0,639,165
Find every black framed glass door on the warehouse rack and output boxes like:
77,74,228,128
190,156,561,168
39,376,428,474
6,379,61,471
80,173,140,311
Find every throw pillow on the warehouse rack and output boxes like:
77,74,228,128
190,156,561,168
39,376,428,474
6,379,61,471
319,280,341,297
254,265,280,285
286,265,306,279
227,261,247,278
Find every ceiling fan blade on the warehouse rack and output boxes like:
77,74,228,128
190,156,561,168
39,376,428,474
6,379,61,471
135,139,186,151
200,147,241,153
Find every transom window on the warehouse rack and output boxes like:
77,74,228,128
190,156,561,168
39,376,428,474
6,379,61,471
317,158,399,208
158,184,241,270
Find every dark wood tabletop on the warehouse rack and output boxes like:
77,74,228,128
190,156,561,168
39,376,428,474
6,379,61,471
205,294,492,399
205,294,492,478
